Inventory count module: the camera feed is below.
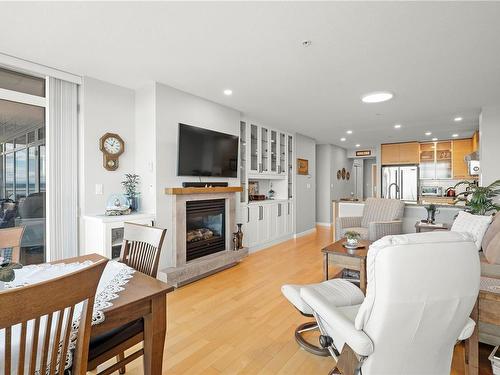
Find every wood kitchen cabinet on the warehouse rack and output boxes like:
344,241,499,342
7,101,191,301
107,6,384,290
472,130,480,153
381,142,419,165
453,138,474,179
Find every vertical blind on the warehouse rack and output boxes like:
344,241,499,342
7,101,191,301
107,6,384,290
47,77,78,260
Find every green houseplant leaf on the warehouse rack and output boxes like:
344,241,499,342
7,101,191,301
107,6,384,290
453,179,500,215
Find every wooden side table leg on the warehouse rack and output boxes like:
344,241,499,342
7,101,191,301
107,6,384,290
360,258,367,295
143,295,167,375
465,299,479,375
324,253,329,281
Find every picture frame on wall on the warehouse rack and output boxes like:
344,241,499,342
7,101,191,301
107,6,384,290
297,158,309,175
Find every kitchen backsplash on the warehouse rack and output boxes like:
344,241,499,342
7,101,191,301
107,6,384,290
418,179,471,195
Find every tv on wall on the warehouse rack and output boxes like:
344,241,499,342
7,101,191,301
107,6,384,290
177,123,239,177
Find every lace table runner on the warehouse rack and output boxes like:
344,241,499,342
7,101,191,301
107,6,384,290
0,260,135,374
481,276,500,294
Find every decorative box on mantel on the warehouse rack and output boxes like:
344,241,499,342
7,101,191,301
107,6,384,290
82,213,155,259
160,186,248,287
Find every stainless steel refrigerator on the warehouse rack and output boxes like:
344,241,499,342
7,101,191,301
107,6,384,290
382,165,418,203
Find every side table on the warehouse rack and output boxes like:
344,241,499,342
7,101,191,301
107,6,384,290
415,221,449,233
466,276,500,375
321,239,371,294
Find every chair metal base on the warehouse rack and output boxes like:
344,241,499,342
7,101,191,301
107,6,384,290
294,321,330,357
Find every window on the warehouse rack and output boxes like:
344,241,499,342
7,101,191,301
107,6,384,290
0,67,46,265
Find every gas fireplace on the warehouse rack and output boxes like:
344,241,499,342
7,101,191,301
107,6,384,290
186,199,226,261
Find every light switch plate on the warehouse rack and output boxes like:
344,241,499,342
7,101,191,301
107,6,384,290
95,184,103,195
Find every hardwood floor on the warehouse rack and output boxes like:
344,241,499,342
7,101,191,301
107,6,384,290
92,226,493,374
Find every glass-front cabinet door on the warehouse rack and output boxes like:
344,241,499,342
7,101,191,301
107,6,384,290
249,124,259,173
260,127,269,173
288,134,294,198
279,132,286,175
239,122,247,203
436,141,452,179
419,142,435,179
270,130,277,174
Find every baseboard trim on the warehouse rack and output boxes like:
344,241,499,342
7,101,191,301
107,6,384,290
294,227,317,238
248,234,294,254
316,222,332,227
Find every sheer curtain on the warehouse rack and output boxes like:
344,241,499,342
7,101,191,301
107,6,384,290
47,77,79,260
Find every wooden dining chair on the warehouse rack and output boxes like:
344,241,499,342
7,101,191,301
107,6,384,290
0,257,108,375
0,226,25,263
88,222,166,375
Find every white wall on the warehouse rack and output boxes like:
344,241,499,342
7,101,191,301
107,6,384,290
134,83,156,214
79,77,135,215
295,134,316,234
154,82,241,267
479,106,500,186
315,144,354,224
316,144,332,224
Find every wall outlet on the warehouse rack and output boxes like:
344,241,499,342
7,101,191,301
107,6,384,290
95,184,103,195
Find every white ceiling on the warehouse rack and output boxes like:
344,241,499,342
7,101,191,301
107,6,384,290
1,2,500,148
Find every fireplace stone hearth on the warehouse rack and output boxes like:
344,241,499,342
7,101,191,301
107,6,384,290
158,189,248,286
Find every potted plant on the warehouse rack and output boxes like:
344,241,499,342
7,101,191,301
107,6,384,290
0,261,22,290
122,174,140,212
425,204,438,223
453,180,500,215
345,231,361,248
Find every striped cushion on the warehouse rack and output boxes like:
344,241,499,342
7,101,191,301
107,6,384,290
0,247,13,263
360,198,405,228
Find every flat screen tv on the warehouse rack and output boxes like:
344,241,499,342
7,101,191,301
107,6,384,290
177,123,239,177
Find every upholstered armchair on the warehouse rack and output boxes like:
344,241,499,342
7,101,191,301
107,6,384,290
296,231,479,374
335,198,405,241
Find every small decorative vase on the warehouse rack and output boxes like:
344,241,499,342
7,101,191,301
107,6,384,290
347,238,358,247
236,223,243,249
232,233,239,250
129,196,139,212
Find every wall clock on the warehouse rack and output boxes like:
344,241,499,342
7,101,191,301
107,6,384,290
99,132,124,171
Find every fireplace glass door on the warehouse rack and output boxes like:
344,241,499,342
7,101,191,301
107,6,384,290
186,199,226,261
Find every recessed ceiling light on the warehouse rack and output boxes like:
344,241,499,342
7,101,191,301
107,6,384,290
432,137,438,141
361,91,394,103
452,133,459,138
454,116,463,122
346,130,353,134
394,124,402,129
223,89,233,96
340,137,346,142
425,131,432,136
355,144,361,148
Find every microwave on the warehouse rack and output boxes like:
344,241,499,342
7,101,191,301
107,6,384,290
421,186,443,196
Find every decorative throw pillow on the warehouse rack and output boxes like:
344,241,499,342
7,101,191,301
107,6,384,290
482,214,500,264
451,211,493,250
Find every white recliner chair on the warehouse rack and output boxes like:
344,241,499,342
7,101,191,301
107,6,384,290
283,231,480,374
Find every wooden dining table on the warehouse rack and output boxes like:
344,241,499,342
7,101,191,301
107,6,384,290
52,254,175,374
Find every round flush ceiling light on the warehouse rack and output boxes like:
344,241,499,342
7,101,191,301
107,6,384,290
340,137,346,142
432,137,438,141
454,116,463,122
355,144,361,148
223,89,233,96
452,133,459,138
425,131,432,136
346,130,353,134
361,91,394,103
394,124,402,129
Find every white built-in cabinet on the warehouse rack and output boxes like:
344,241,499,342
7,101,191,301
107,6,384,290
239,120,295,250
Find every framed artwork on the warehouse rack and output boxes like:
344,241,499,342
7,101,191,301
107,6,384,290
297,158,309,175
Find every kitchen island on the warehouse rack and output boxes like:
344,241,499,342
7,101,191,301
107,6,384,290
331,199,464,240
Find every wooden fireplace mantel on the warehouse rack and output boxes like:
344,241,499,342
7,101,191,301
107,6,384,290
164,186,243,195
